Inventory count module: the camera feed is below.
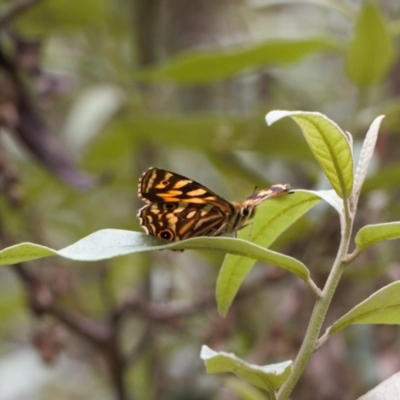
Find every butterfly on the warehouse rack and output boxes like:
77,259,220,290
137,167,292,242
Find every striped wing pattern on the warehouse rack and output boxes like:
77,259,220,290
137,167,291,242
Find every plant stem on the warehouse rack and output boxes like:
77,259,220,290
277,201,354,399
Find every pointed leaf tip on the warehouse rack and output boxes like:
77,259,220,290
353,115,385,201
346,1,395,86
266,110,291,126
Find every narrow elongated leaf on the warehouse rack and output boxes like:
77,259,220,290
200,345,292,392
217,190,322,317
59,233,309,277
18,0,105,33
346,1,395,86
135,38,339,84
355,222,400,251
352,116,385,202
122,114,310,158
363,163,400,192
266,111,353,199
0,230,307,278
328,281,400,334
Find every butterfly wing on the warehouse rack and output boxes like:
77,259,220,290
137,201,233,241
138,167,228,204
137,167,292,242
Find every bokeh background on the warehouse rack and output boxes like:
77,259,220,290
1,0,400,399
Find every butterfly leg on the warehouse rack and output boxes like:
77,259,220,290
210,221,230,237
235,221,254,240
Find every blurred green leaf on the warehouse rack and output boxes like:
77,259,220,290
266,111,353,199
17,0,107,34
328,281,400,335
217,247,309,316
355,222,400,251
120,115,311,159
362,163,400,192
136,38,339,84
346,1,395,86
226,378,267,400
379,99,400,134
217,190,321,317
200,345,292,392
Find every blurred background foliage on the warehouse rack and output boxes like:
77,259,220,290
1,0,400,399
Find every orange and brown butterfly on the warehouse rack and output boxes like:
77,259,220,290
137,167,292,242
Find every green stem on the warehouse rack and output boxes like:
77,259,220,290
277,200,353,399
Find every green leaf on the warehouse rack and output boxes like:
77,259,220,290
120,114,311,159
328,281,400,335
217,248,309,316
363,163,400,192
226,379,267,400
200,345,292,392
346,1,395,86
217,190,322,317
266,111,353,199
135,38,339,84
0,243,58,265
239,190,322,246
17,0,106,34
0,230,306,272
355,222,400,252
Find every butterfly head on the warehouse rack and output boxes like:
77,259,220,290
236,183,292,223
239,202,257,219
229,200,258,233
